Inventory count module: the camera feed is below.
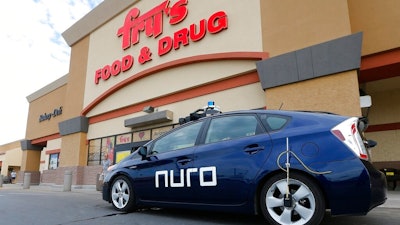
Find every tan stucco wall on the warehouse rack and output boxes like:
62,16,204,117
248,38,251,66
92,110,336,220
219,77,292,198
364,86,400,162
59,133,88,167
21,150,41,171
259,1,361,116
260,0,351,57
63,36,90,119
3,149,22,167
0,141,20,152
25,85,66,140
365,87,400,125
348,0,400,55
56,36,90,167
0,141,22,176
265,71,361,116
367,130,400,162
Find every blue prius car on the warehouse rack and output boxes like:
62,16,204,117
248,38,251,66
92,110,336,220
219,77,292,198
102,109,387,225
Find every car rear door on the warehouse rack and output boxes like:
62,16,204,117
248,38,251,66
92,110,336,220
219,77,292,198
192,114,272,205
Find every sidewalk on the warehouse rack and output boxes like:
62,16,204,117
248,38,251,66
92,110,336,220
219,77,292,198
1,183,399,209
380,190,400,209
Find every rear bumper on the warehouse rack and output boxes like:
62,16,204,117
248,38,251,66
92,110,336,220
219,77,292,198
362,160,388,210
326,158,387,216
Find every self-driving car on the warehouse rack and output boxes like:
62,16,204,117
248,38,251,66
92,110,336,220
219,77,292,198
102,109,387,225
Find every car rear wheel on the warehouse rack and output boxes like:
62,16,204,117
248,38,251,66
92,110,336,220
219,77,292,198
260,172,325,225
110,176,136,212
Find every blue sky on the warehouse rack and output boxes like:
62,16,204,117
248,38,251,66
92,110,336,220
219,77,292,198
0,0,103,145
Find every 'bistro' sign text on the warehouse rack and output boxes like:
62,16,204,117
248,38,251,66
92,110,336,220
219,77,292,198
39,107,63,122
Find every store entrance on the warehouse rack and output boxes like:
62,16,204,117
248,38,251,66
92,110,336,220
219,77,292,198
113,141,148,164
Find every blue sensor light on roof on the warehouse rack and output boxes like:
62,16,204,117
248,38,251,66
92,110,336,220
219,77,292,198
208,101,215,108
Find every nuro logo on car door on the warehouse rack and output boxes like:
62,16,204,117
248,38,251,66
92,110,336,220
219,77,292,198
155,166,217,188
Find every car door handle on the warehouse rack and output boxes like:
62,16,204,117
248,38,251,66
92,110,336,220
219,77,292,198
244,145,265,155
177,158,192,165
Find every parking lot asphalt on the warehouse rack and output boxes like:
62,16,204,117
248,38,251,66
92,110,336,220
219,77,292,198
1,183,399,209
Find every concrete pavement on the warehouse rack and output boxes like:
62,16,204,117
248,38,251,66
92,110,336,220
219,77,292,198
379,190,400,209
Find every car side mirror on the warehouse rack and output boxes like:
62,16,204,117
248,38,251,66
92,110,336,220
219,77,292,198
364,139,377,149
138,146,148,160
358,117,369,132
367,139,377,148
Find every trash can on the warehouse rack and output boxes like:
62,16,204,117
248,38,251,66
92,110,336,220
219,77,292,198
3,176,11,184
63,170,72,192
23,173,31,189
96,173,103,191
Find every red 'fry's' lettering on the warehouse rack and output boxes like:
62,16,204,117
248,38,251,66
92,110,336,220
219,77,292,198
117,0,189,50
117,8,141,50
117,1,169,50
168,0,188,25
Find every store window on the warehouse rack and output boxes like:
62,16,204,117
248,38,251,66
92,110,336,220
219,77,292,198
87,125,179,166
88,139,101,166
49,153,59,169
101,136,115,164
87,136,116,166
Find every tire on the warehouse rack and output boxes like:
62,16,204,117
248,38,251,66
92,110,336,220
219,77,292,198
110,176,136,212
260,172,325,225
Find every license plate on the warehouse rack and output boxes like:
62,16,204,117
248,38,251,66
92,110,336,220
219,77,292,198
386,172,395,176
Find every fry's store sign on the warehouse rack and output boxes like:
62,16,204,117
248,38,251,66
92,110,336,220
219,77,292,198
94,0,228,84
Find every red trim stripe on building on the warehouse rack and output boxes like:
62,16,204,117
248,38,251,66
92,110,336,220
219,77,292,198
82,52,268,117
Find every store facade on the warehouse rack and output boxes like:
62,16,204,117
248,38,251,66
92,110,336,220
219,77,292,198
15,0,399,186
0,141,22,182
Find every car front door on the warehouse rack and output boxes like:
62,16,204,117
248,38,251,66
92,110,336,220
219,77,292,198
192,114,273,205
133,121,204,203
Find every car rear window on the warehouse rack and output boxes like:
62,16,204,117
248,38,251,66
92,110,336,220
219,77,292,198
259,114,290,131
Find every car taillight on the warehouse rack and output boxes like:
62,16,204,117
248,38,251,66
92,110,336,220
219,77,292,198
331,118,369,161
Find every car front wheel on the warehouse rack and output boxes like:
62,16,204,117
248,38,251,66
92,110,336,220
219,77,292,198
110,176,136,212
260,172,325,225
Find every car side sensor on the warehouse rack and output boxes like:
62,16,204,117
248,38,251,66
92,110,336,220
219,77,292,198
278,137,333,208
